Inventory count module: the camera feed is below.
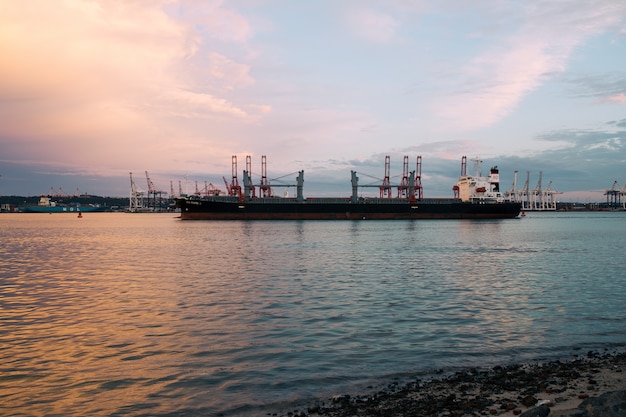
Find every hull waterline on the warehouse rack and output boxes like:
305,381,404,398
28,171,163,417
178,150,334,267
176,198,522,220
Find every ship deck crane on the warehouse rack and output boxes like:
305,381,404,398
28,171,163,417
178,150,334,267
228,156,242,198
453,156,468,198
245,155,256,198
397,155,410,198
379,155,392,198
414,155,423,199
259,155,272,198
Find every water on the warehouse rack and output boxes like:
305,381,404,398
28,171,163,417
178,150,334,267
1,212,625,416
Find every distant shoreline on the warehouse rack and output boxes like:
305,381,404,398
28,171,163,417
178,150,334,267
1,195,624,213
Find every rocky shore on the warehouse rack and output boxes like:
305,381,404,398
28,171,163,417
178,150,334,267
273,350,626,417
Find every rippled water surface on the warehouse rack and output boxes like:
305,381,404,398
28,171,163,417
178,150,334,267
1,212,625,416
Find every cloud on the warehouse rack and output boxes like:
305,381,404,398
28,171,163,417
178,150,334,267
596,93,626,104
430,1,626,131
0,0,270,176
564,73,626,102
432,40,565,130
344,7,399,44
1,1,625,199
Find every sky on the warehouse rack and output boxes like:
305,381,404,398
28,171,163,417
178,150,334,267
1,0,625,201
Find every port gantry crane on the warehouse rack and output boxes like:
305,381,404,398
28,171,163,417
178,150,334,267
605,180,622,208
513,171,561,211
145,171,167,211
128,172,145,212
505,170,519,202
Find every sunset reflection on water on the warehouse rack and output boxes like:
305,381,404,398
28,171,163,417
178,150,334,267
1,212,625,416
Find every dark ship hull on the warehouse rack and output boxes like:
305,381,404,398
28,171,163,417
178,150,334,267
176,197,522,220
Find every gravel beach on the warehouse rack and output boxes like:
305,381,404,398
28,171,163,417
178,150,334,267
274,349,626,417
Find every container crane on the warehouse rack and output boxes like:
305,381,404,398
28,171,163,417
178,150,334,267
530,171,544,210
128,172,145,212
605,180,622,208
505,170,518,202
543,181,562,210
145,171,166,211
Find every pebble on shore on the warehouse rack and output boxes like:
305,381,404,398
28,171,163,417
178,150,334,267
279,350,626,417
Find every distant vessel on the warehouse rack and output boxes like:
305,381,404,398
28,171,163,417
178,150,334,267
22,196,107,213
175,156,522,220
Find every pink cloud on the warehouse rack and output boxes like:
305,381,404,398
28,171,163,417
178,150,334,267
0,0,269,176
595,93,626,104
344,7,399,44
430,1,626,132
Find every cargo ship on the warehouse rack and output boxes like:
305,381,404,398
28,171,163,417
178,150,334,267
22,196,107,213
175,156,522,220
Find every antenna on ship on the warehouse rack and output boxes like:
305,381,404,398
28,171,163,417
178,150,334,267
471,157,483,177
